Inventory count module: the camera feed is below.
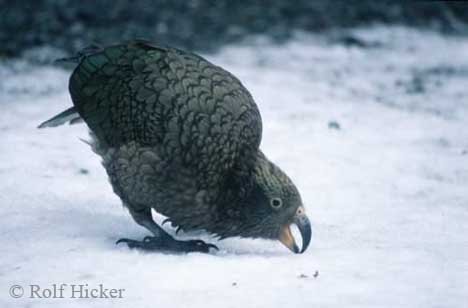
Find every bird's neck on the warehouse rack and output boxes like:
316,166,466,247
211,151,272,239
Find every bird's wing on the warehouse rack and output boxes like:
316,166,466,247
69,40,262,188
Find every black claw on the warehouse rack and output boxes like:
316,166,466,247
116,238,131,245
116,238,145,249
188,239,218,253
175,226,182,235
162,218,178,228
207,243,219,251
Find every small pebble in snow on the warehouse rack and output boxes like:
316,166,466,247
335,35,382,49
313,271,319,278
328,121,341,130
232,282,237,286
298,273,308,279
78,168,89,175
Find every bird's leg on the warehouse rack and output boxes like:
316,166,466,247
116,206,218,253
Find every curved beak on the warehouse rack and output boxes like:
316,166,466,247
279,206,312,254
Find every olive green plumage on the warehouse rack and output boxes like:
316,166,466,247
39,40,311,253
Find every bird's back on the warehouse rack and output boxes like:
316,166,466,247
69,40,262,201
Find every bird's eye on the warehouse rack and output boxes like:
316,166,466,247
270,197,283,209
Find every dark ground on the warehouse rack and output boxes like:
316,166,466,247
1,1,468,58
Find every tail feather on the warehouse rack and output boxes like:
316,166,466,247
38,106,81,128
55,43,103,64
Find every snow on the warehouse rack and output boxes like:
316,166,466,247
1,26,467,307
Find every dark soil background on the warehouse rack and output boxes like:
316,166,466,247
1,0,468,57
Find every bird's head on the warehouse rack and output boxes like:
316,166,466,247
233,152,312,254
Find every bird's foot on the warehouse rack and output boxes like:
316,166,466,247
116,235,218,253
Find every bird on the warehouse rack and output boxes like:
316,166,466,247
38,40,311,254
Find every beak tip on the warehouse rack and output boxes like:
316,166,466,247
293,244,300,254
291,211,312,254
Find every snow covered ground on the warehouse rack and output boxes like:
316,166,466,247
1,26,467,307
